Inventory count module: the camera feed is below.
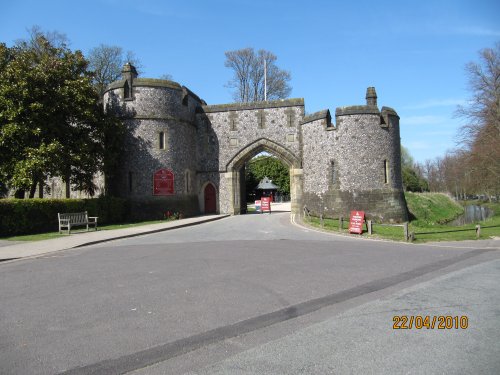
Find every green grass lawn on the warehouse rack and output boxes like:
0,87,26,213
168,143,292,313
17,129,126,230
304,216,409,241
304,194,500,242
2,219,170,242
410,221,500,242
4,195,499,243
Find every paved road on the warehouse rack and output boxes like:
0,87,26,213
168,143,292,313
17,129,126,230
183,259,500,375
0,212,498,374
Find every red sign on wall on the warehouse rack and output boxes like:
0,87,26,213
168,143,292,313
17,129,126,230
153,169,174,195
349,211,365,234
261,197,271,213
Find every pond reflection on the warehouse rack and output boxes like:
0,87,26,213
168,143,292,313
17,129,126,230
449,205,493,226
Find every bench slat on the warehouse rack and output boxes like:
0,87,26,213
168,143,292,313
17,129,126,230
58,211,98,234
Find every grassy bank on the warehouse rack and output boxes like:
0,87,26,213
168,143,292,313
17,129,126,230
405,192,464,226
304,193,500,242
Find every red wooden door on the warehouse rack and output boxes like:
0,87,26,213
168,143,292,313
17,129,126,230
204,184,216,214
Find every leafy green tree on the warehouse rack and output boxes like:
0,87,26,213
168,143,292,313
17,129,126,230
244,166,259,202
400,145,429,192
402,167,428,192
246,155,290,198
401,145,414,169
0,33,118,198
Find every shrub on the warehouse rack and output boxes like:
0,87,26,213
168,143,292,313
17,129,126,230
0,194,204,237
0,197,128,236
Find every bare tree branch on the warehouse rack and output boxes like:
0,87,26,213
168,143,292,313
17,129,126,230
452,42,500,197
224,48,291,102
87,45,143,97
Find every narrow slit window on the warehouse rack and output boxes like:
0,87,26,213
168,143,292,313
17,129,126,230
384,160,389,184
159,131,165,150
124,80,130,99
331,160,337,184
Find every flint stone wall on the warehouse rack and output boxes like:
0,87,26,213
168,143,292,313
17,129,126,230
104,80,200,215
301,106,407,222
194,100,304,214
200,100,304,171
104,68,407,221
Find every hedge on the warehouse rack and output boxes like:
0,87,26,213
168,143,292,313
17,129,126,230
0,197,128,236
0,195,200,237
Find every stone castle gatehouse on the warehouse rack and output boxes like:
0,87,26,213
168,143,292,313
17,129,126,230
104,64,408,222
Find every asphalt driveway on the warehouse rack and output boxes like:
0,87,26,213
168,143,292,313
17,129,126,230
0,212,498,374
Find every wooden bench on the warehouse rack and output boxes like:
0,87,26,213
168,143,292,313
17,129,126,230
58,211,98,234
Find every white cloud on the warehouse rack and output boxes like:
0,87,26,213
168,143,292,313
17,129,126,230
402,115,448,126
402,99,465,110
421,130,455,137
453,26,500,37
407,141,430,150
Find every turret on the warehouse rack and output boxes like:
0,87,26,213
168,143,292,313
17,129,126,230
366,86,377,106
121,63,138,100
121,62,138,81
301,87,408,222
102,66,203,212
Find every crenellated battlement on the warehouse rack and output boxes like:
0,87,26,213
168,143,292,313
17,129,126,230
104,63,407,221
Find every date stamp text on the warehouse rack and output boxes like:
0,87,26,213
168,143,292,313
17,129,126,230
393,315,468,330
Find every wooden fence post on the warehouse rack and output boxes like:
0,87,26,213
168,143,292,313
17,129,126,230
409,232,415,242
403,222,409,241
320,214,324,228
476,224,481,238
303,206,310,220
339,217,343,231
367,220,372,235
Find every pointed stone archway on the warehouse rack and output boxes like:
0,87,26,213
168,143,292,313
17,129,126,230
223,138,303,216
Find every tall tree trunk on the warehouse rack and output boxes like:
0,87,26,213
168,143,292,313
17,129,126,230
38,180,44,198
65,179,71,199
29,179,37,198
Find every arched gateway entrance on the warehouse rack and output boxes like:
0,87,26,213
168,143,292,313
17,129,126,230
223,138,303,216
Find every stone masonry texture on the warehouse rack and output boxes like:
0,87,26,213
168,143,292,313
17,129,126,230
103,66,408,222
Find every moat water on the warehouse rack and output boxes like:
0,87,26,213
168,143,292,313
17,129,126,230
449,205,493,226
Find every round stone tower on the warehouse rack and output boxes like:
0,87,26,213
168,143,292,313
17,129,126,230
301,87,408,222
333,87,407,221
103,64,204,217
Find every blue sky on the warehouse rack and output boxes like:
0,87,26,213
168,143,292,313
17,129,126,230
1,0,499,163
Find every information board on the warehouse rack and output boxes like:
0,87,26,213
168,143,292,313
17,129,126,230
349,210,365,234
261,197,271,213
153,169,174,195
255,200,261,212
